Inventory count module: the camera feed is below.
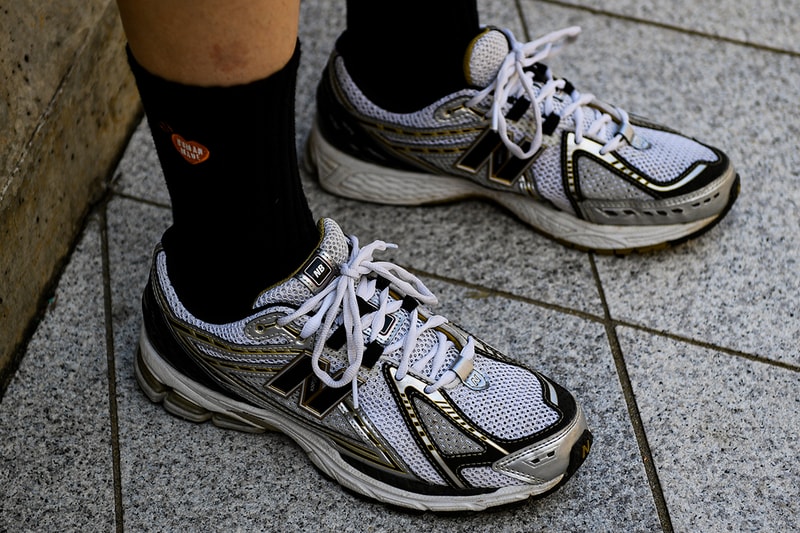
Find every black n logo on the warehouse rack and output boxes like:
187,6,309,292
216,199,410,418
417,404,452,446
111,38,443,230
266,354,353,418
455,129,539,186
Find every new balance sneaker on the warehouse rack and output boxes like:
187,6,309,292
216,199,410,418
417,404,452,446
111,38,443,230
136,218,592,511
308,27,739,253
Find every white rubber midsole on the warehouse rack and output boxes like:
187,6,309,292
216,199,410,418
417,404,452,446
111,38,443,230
137,328,585,511
308,121,722,251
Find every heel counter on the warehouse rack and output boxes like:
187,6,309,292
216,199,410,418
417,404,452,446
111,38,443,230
141,270,235,397
141,277,182,363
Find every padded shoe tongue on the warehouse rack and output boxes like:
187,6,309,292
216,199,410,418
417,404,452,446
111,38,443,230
464,27,511,87
253,218,350,308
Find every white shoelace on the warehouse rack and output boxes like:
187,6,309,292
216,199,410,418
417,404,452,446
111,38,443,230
466,26,632,159
276,236,476,408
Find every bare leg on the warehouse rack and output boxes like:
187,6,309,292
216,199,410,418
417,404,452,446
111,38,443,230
116,0,300,86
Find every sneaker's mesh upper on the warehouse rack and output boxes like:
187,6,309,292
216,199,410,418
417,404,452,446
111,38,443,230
531,147,572,209
616,127,717,183
578,158,654,200
466,29,509,87
357,365,448,485
413,397,486,455
254,219,349,308
329,28,723,220
448,356,560,440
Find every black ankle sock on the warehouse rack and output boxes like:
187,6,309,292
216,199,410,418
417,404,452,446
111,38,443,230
340,0,480,113
128,44,319,323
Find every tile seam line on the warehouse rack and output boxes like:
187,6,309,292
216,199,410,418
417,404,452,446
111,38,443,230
589,254,674,533
405,266,606,323
100,201,125,533
613,321,800,373
111,189,172,211
534,0,800,58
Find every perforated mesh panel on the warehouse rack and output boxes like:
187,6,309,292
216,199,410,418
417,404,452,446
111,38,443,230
254,219,349,308
466,29,510,87
448,358,560,440
413,397,486,455
617,128,717,183
531,149,572,211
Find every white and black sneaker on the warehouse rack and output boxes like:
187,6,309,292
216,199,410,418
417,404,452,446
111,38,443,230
308,27,739,253
136,218,592,511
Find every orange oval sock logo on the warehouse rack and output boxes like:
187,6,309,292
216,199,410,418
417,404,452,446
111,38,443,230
171,134,210,165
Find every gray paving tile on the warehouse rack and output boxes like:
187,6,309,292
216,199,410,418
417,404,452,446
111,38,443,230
517,2,746,134
106,194,656,530
0,215,116,531
302,182,605,316
538,0,800,54
618,327,800,531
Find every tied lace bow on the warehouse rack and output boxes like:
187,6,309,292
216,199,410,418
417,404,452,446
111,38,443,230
277,236,476,407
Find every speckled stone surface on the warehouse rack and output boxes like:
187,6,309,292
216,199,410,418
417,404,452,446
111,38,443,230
2,0,799,531
1,0,108,173
618,327,800,531
0,216,116,531
535,0,800,53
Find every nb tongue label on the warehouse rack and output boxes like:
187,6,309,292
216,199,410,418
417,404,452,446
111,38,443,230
299,254,335,292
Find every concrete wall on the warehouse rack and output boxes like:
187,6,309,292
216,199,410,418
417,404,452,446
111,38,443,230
1,1,141,385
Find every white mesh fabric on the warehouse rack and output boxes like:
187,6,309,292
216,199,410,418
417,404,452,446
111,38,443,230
255,278,313,308
616,127,718,183
530,148,573,211
254,218,349,308
316,218,351,264
447,356,560,440
465,29,510,87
